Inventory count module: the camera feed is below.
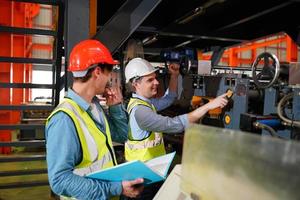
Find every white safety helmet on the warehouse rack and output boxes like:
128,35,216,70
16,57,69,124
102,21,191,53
125,58,158,83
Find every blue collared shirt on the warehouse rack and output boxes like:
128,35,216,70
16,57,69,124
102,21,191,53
46,89,127,199
129,89,189,140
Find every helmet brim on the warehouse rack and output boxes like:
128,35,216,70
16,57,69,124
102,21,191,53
108,59,120,65
72,70,89,77
126,68,158,83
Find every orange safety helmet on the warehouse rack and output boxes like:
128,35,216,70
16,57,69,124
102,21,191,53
68,39,119,73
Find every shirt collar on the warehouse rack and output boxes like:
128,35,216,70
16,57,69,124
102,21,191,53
132,93,151,104
67,88,91,111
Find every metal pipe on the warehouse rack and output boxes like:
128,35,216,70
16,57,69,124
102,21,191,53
253,122,284,138
213,65,261,71
277,93,300,128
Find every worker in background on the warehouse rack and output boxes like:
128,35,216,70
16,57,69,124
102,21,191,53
124,57,228,199
45,40,143,200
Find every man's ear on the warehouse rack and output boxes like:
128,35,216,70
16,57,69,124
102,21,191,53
132,81,141,90
94,66,102,76
132,81,137,88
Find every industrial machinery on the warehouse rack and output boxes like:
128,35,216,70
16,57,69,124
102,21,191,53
162,49,300,140
154,125,300,200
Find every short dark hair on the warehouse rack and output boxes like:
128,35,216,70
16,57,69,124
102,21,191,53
100,64,113,72
73,63,114,83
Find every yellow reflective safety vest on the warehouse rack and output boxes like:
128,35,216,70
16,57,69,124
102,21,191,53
125,98,166,162
46,98,118,199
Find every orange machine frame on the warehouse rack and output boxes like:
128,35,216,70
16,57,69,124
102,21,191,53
0,1,40,154
199,33,298,66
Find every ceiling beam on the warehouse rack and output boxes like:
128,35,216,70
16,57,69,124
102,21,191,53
217,1,293,31
98,25,247,43
94,0,162,54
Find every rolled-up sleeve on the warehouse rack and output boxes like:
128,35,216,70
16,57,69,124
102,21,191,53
107,104,128,143
151,89,177,111
134,105,189,133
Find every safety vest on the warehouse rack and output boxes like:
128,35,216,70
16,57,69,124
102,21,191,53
47,98,118,199
125,98,166,162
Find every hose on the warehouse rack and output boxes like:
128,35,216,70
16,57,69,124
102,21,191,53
277,93,300,128
253,122,285,139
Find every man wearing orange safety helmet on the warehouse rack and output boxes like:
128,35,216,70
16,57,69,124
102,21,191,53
46,39,143,199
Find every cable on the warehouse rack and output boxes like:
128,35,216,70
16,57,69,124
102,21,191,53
253,122,286,139
253,122,276,136
277,93,300,128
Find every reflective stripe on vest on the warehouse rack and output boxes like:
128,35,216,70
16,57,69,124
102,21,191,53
125,132,163,150
125,98,166,162
73,151,113,176
47,98,117,176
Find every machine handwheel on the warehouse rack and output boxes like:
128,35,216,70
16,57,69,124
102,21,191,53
251,52,280,89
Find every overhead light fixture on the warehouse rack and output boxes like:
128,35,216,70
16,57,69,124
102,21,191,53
173,40,193,48
176,7,205,25
142,34,158,46
176,0,226,25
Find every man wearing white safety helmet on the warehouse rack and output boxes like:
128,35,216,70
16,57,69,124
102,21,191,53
124,57,228,199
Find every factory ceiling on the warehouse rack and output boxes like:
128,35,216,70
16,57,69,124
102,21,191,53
97,0,300,59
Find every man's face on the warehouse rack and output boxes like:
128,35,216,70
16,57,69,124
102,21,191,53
135,72,159,98
95,66,112,94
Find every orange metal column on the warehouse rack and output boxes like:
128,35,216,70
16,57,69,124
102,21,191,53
228,48,238,67
24,3,39,102
11,2,26,125
0,0,12,154
89,0,97,37
286,36,298,62
251,48,256,64
24,4,32,102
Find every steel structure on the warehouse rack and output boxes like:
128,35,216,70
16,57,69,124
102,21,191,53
0,0,64,190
